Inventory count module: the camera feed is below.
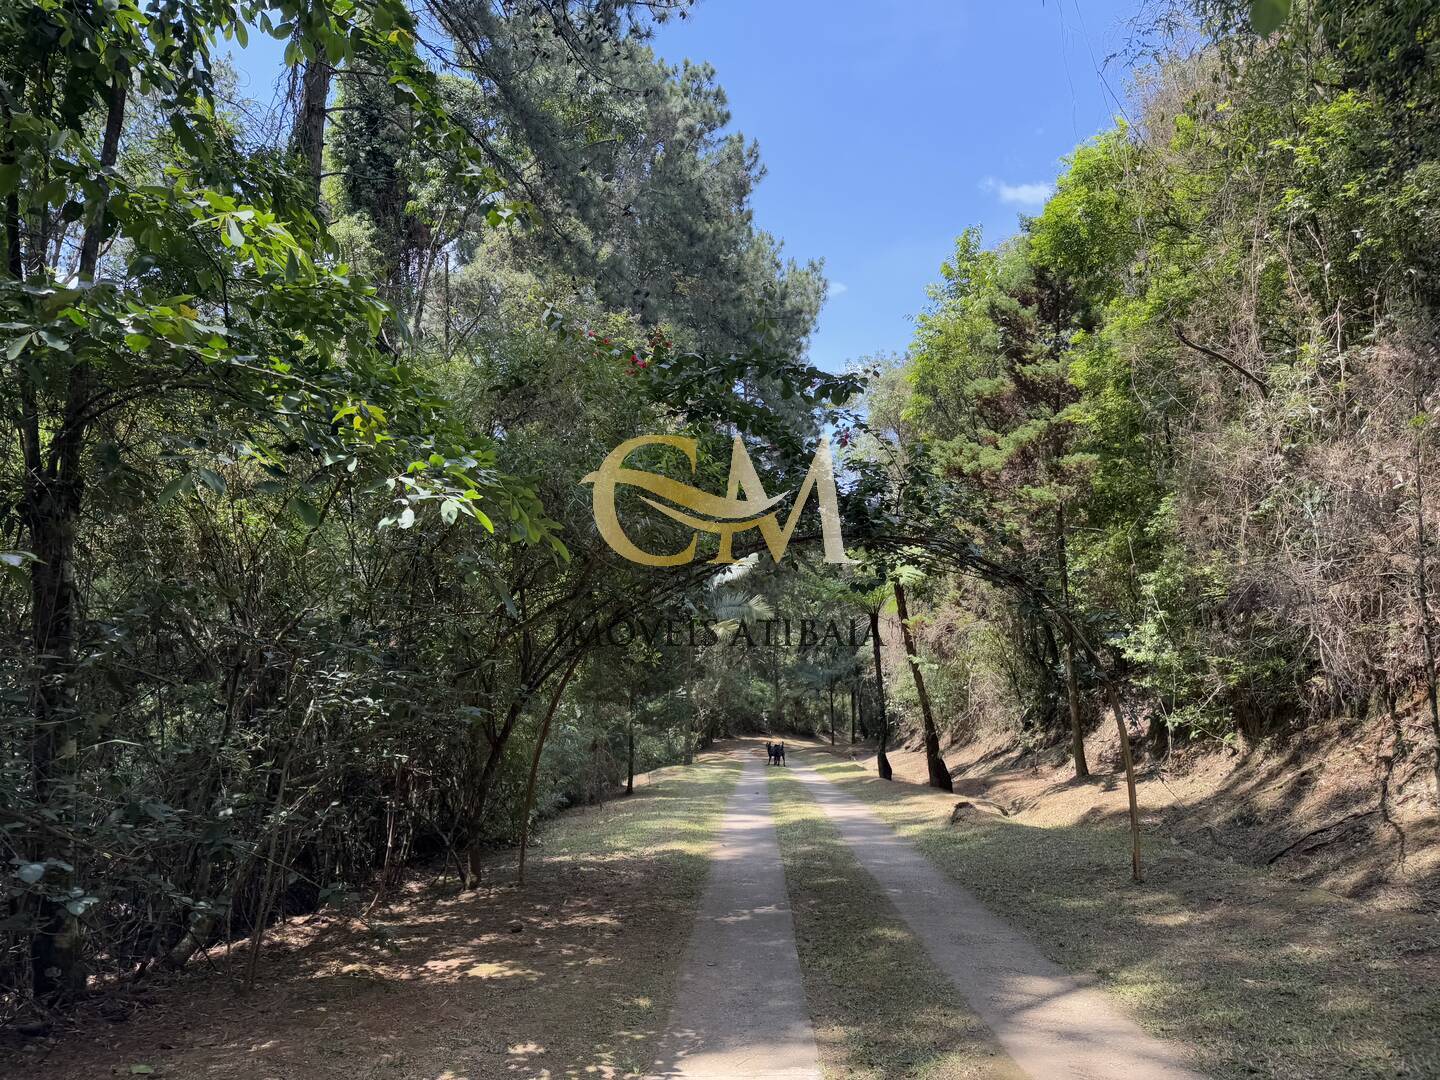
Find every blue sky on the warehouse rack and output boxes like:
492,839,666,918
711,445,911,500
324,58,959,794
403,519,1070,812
650,1,1138,371
224,1,1139,372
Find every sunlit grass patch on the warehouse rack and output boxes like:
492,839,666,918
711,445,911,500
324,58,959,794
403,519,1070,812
502,754,743,1077
538,758,742,869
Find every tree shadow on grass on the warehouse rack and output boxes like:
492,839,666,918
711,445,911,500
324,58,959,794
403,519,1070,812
5,758,744,1080
816,759,1440,1080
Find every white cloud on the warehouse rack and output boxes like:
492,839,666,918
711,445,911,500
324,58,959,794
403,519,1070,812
981,177,1053,208
829,281,849,296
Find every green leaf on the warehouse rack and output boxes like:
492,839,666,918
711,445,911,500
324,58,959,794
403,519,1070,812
440,499,460,525
1248,0,1289,35
287,496,321,528
225,217,245,248
124,333,152,351
5,333,32,360
157,475,193,506
397,506,415,529
196,468,226,494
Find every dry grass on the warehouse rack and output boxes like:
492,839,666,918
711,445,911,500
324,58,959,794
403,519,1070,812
859,711,1440,914
766,766,1024,1080
5,753,743,1080
810,758,1440,1080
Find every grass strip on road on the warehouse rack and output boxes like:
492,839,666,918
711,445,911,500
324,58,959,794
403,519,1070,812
805,755,1440,1080
767,764,1026,1080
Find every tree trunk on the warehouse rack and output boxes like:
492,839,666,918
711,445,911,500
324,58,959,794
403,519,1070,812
3,75,24,282
870,610,893,780
771,655,783,731
244,750,294,989
1055,605,1143,883
849,683,858,744
26,500,82,794
293,57,330,204
626,717,635,795
828,684,836,744
462,698,522,889
1062,637,1088,774
26,70,128,1001
1103,681,1143,883
517,655,582,885
893,581,951,791
1058,505,1089,778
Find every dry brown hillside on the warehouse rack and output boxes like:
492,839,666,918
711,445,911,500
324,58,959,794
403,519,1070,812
850,705,1439,914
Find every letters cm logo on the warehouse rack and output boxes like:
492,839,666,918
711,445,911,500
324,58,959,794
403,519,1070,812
582,434,853,567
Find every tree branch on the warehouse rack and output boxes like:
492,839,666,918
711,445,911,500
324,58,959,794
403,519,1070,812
1174,326,1270,396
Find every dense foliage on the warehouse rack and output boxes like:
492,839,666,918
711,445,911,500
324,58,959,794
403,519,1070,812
0,0,861,1010
872,0,1440,780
